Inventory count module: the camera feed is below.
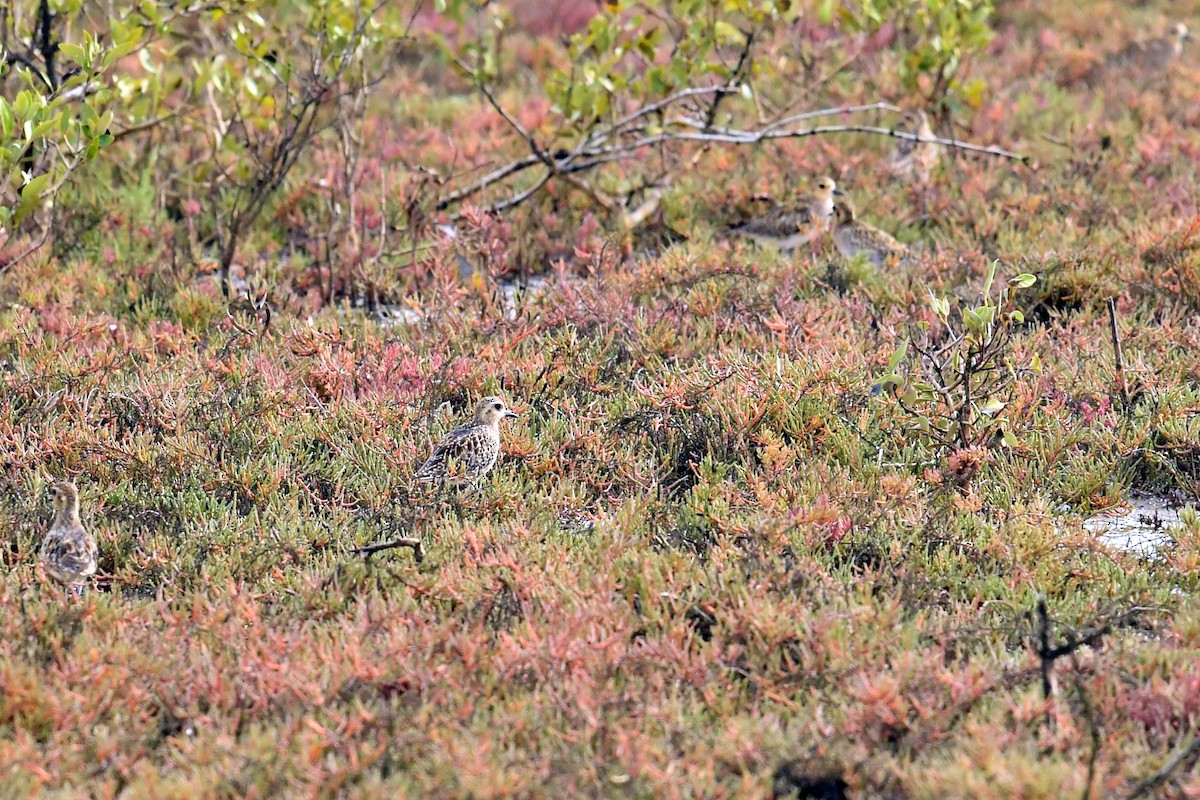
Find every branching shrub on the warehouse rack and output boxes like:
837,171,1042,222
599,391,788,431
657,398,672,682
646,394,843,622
877,262,1038,482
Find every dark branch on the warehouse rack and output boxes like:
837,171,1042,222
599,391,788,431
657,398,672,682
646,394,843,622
1126,734,1200,799
353,537,424,562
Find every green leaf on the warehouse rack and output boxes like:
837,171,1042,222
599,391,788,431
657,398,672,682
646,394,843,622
817,0,834,25
101,40,142,70
930,293,951,318
886,340,908,372
59,42,89,67
983,259,998,297
14,91,36,120
0,99,12,141
31,116,61,139
14,172,52,227
979,398,1005,416
1010,273,1037,288
713,21,744,45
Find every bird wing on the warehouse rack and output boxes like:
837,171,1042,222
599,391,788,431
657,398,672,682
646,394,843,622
43,529,98,578
727,202,813,237
892,125,919,161
869,228,909,257
1108,39,1156,71
415,423,483,482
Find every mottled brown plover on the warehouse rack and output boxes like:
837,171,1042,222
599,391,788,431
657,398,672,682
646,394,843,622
415,397,519,486
40,480,98,594
1085,22,1191,85
891,109,940,183
831,200,910,266
725,177,843,252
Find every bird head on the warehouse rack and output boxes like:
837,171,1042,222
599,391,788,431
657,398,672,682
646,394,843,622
475,396,519,426
813,176,843,200
832,200,857,226
901,109,932,135
49,480,79,513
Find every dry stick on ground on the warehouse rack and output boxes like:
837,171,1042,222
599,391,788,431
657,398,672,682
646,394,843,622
353,537,424,563
1070,652,1102,800
1034,596,1122,701
1107,297,1130,409
1126,732,1200,799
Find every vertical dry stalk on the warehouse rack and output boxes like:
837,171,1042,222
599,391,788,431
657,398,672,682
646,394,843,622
1107,297,1129,408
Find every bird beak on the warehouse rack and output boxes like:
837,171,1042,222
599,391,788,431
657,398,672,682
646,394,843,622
832,188,844,196
504,410,519,419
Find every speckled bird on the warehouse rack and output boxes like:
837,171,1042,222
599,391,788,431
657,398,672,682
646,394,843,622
725,176,843,251
831,200,910,266
415,397,519,486
1086,22,1191,85
40,480,98,593
891,109,940,183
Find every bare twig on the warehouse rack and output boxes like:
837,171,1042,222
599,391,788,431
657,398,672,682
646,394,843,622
1037,595,1054,700
353,537,425,563
1107,297,1129,408
1126,732,1200,799
654,119,1025,160
110,111,181,143
434,93,1023,220
1070,653,1102,800
701,29,754,131
1035,596,1119,702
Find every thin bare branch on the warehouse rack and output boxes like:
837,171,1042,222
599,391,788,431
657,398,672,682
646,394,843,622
1127,732,1200,799
433,95,1023,218
354,537,425,562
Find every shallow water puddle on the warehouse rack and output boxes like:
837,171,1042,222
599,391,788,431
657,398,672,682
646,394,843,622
1082,493,1192,556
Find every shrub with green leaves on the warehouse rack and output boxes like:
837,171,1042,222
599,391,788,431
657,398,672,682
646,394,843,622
0,10,145,248
877,263,1037,467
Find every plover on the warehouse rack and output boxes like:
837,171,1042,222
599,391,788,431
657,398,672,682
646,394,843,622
40,480,98,593
1085,22,1191,85
725,177,843,251
891,109,940,183
415,396,519,486
831,200,910,266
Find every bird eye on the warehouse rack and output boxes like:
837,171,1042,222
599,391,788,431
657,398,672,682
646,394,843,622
493,402,503,411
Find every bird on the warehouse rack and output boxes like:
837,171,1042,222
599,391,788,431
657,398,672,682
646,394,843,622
890,109,940,183
831,200,910,266
415,396,519,486
40,480,98,594
1083,22,1191,86
724,176,843,251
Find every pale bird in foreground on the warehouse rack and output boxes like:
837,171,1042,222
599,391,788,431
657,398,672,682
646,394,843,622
40,480,98,594
724,177,843,251
1085,22,1191,85
831,200,911,266
415,397,519,486
891,109,940,183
